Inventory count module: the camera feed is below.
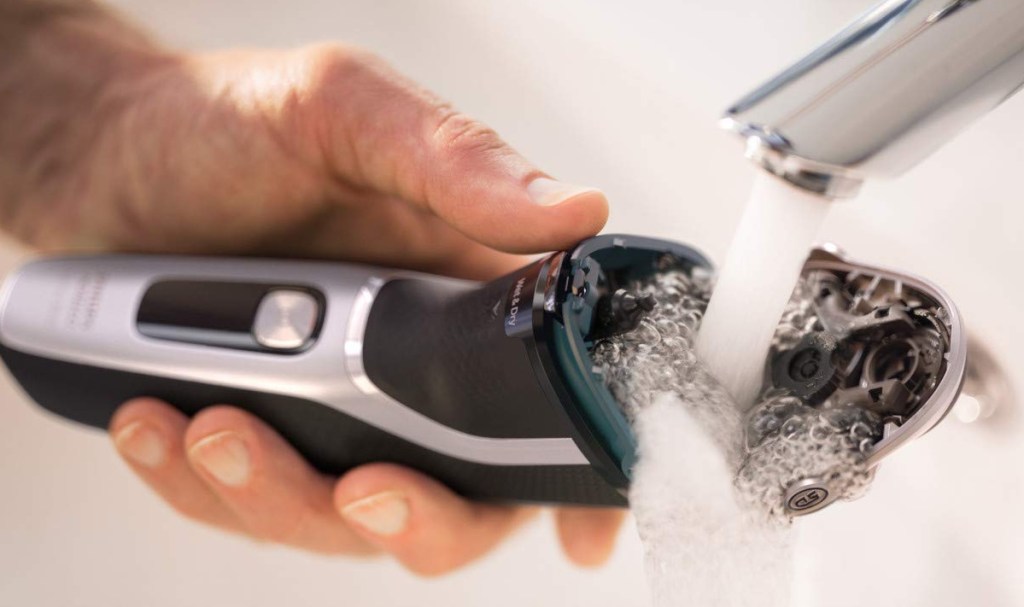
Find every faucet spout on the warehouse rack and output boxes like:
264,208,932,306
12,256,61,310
724,0,1024,198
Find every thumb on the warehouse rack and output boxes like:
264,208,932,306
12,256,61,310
308,45,609,254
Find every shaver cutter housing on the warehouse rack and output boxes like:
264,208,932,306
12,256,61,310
533,236,712,478
793,248,965,462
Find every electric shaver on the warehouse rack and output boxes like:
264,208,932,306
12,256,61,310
0,235,966,513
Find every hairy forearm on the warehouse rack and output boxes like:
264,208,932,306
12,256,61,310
0,0,173,231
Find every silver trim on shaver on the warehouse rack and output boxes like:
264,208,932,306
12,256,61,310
344,276,386,396
0,256,588,467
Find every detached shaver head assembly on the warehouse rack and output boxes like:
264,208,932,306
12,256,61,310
0,236,965,515
749,245,966,515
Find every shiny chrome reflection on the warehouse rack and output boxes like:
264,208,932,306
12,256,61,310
724,0,1024,198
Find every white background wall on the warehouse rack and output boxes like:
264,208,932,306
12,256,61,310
2,1,1022,606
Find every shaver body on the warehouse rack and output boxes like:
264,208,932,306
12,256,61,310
0,236,712,506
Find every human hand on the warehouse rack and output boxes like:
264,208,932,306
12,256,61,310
3,8,623,575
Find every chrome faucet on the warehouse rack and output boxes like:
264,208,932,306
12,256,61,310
723,0,1024,198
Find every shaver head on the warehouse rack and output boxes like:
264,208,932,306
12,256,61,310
528,236,965,516
750,245,966,515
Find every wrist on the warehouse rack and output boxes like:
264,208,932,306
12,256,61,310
0,1,181,243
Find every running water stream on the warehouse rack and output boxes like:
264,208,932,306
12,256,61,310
591,266,795,607
592,171,838,606
696,172,832,408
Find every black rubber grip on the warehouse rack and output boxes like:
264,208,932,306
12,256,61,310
0,344,626,506
362,273,577,440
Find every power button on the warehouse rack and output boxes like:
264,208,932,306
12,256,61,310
252,290,320,350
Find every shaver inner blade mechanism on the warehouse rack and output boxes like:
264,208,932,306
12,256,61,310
739,263,954,515
574,245,956,517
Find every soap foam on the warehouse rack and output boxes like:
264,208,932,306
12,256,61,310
631,395,794,607
592,267,881,606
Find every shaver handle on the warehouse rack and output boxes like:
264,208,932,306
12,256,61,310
0,256,626,506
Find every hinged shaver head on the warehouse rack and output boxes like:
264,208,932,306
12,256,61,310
745,245,965,515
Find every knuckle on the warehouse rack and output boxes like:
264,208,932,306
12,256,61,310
301,43,379,93
293,43,391,163
430,108,504,157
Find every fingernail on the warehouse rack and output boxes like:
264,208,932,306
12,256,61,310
341,491,410,537
189,431,251,487
526,177,602,206
114,421,167,468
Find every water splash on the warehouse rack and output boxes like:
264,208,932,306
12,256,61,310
591,266,882,606
696,171,831,408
